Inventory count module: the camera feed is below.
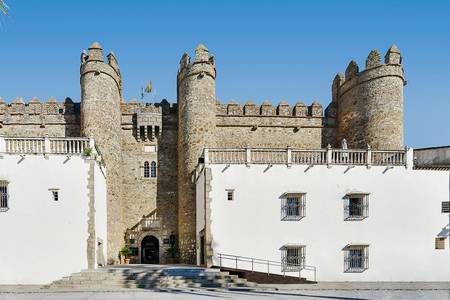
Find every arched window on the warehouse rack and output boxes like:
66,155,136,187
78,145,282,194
151,161,157,178
144,161,150,178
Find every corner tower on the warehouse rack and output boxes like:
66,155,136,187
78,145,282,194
80,42,123,263
335,45,406,149
177,44,216,264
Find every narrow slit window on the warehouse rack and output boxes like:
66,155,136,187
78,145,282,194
139,126,145,140
52,191,59,201
144,161,150,178
151,161,157,178
147,126,152,140
155,126,160,136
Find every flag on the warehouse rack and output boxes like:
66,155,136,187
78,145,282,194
144,81,153,94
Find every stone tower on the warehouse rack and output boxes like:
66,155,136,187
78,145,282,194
80,42,123,263
177,44,216,263
335,45,406,150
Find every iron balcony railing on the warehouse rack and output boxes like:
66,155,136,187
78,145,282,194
216,253,317,282
203,147,408,167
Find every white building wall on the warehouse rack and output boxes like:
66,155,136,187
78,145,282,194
195,168,205,265
206,163,450,281
94,164,107,266
0,154,106,284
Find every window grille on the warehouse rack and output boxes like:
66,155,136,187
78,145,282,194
151,161,157,178
0,181,8,212
226,189,234,201
52,191,59,201
344,193,369,220
281,245,305,272
144,161,150,178
344,245,369,272
281,193,306,221
442,201,450,213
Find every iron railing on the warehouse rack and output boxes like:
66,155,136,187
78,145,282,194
216,253,317,281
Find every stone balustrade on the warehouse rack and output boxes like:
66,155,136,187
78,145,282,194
0,136,94,155
203,146,409,168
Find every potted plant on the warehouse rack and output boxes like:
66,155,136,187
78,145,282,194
119,245,132,264
165,244,178,264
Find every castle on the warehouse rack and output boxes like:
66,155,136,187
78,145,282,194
0,42,406,266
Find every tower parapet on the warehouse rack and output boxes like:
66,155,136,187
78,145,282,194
80,42,123,263
177,44,216,264
335,45,406,150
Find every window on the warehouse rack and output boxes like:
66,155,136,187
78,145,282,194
226,189,234,201
0,181,9,212
52,190,59,201
144,161,150,178
344,193,369,220
151,161,157,178
280,245,305,272
280,193,306,221
344,245,369,273
139,126,145,140
435,237,446,250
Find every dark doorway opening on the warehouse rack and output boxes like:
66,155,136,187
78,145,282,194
141,235,159,264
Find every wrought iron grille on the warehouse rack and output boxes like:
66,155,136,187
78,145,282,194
0,181,8,212
281,246,305,272
344,194,369,220
344,245,369,272
281,194,306,221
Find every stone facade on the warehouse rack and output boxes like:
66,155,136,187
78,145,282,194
0,43,406,265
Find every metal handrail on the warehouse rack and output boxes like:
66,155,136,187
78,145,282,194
216,253,317,281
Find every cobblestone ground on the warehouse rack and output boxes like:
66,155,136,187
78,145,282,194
0,289,449,300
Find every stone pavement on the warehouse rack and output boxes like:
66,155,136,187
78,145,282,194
0,282,449,300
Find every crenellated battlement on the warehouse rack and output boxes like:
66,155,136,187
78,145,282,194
177,44,216,85
215,99,327,118
120,99,177,115
0,97,78,116
333,45,406,99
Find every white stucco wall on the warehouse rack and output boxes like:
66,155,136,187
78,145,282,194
94,164,107,266
0,154,106,284
203,163,450,281
196,168,206,265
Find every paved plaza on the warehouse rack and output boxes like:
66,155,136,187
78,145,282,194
0,284,449,300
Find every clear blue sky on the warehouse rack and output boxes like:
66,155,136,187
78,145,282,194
0,0,449,147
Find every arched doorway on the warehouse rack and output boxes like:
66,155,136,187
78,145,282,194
141,235,159,264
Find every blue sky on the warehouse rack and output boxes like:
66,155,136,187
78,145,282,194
0,0,449,147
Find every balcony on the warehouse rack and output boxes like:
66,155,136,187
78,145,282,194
0,136,93,155
201,146,409,168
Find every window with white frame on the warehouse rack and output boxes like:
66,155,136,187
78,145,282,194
344,193,369,220
280,193,306,221
344,244,369,273
280,245,305,272
0,181,9,212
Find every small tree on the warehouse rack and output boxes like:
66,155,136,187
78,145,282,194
119,245,132,260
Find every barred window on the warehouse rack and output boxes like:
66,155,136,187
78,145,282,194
226,189,234,201
344,193,369,220
280,193,306,221
144,161,150,178
49,189,59,201
0,181,9,212
280,245,305,272
151,161,157,178
344,244,369,273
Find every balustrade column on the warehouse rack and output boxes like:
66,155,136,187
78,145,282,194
203,148,209,166
44,135,51,155
326,144,332,168
367,145,372,169
287,146,292,167
0,135,5,154
246,147,251,166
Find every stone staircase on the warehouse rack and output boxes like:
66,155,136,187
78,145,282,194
45,265,257,290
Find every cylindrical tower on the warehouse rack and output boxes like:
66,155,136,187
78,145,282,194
80,42,123,263
336,45,406,150
177,44,216,264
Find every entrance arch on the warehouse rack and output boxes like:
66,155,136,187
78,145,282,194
141,235,159,264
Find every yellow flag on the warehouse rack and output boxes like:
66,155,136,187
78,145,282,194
145,81,152,93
